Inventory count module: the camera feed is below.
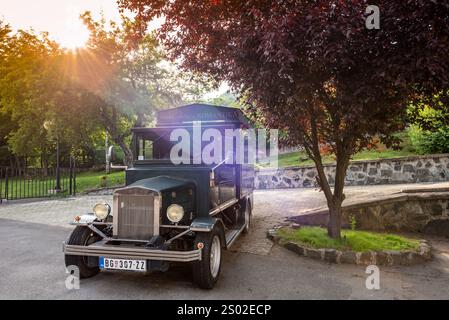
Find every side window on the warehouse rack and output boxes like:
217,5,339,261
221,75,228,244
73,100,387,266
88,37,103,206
216,165,236,204
137,137,154,160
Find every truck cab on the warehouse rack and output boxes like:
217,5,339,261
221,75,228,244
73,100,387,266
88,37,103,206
63,104,255,289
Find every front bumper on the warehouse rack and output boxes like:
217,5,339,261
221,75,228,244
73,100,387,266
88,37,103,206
63,240,202,262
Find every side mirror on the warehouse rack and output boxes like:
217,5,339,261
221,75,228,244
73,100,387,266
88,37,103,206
107,146,116,163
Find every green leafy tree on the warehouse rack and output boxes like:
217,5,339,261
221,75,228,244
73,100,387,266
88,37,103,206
71,12,214,166
0,23,102,170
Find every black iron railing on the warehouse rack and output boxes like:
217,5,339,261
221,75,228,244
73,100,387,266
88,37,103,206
0,165,76,202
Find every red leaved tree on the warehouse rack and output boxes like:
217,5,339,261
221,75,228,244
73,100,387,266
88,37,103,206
119,0,449,238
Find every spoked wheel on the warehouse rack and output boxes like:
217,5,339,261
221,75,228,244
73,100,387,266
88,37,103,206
192,226,223,289
64,226,103,279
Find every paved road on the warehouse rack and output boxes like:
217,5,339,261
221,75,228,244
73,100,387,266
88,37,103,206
0,184,425,256
1,218,449,299
2,184,449,299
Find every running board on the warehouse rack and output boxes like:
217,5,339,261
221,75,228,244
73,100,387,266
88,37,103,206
225,225,245,249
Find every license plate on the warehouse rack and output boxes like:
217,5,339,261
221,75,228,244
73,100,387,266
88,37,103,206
99,257,147,272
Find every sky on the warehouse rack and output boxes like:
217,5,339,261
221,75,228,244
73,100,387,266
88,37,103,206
0,0,229,98
0,0,122,48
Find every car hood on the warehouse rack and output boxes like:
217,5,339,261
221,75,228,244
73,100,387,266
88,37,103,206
125,176,196,193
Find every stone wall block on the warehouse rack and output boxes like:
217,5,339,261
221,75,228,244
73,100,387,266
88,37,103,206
255,154,449,189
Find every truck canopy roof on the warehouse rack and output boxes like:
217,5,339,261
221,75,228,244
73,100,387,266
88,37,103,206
155,104,251,128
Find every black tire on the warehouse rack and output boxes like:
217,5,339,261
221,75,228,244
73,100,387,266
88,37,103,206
64,226,102,279
242,202,252,234
192,226,223,289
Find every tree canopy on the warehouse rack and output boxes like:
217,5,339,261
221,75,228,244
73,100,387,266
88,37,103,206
0,12,214,168
119,0,449,237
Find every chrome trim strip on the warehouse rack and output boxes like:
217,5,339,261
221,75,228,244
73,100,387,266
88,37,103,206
209,198,239,216
153,195,161,236
160,225,190,229
211,157,230,171
69,221,113,227
87,224,108,239
190,226,213,232
63,242,202,262
109,238,149,243
114,186,162,195
165,229,191,245
113,194,119,237
226,225,245,249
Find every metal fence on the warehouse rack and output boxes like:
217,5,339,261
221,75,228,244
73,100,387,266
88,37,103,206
0,166,76,202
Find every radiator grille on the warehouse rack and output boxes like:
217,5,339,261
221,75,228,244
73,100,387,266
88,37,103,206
114,190,159,240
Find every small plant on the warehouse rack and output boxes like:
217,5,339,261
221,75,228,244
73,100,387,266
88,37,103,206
349,214,357,231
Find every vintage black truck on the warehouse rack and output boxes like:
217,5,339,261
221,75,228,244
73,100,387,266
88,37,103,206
63,104,255,289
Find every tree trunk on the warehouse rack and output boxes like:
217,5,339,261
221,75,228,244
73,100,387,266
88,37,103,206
327,141,351,239
327,199,343,239
42,158,49,177
135,112,145,128
100,105,134,168
115,138,134,168
304,113,351,239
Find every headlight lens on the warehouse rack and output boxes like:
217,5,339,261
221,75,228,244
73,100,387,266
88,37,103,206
93,203,111,220
167,204,184,223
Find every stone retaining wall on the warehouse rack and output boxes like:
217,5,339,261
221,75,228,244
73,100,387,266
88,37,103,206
256,154,449,189
289,192,449,237
342,193,449,236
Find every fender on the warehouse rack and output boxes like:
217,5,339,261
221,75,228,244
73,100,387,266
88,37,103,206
190,217,226,246
69,213,97,225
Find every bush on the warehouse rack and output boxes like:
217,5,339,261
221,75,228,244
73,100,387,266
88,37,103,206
408,124,449,155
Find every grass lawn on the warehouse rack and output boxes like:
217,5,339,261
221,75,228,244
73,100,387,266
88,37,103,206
272,149,417,167
277,226,420,252
273,148,418,168
75,170,125,194
264,132,419,168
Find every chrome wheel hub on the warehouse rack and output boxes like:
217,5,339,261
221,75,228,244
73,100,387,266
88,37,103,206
210,235,221,278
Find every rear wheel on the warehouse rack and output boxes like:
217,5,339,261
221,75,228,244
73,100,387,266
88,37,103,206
64,226,102,279
192,226,223,289
242,202,252,234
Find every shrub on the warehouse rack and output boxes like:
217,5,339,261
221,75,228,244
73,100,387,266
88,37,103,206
408,125,449,155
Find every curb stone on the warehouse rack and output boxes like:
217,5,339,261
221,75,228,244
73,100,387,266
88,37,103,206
267,228,432,266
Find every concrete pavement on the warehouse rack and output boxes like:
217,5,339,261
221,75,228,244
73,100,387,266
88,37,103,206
1,218,449,299
1,183,449,299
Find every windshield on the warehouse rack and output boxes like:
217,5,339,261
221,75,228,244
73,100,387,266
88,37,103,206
135,131,174,161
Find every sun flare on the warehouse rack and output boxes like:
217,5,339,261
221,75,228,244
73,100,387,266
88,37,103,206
57,26,90,49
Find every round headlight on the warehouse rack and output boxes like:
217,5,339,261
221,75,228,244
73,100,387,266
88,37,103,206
93,203,111,220
167,204,184,223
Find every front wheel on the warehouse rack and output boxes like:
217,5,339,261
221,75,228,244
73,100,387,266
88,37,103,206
192,226,223,289
64,226,103,279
